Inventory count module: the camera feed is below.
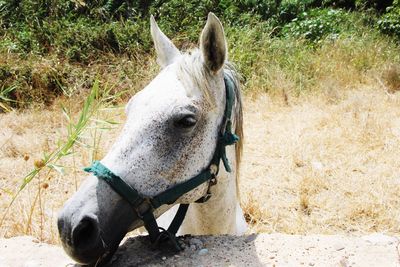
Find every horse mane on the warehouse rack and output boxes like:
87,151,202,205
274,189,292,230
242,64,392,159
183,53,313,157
223,62,243,176
176,50,243,195
224,62,243,201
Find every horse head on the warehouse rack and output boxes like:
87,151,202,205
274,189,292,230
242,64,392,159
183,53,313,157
57,13,245,265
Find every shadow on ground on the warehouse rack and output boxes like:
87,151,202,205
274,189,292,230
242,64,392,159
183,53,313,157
101,234,263,266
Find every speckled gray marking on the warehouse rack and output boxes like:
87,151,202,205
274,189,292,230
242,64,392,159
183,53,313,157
57,13,247,265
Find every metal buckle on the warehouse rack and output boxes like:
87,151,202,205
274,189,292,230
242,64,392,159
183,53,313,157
201,193,212,202
198,176,217,203
196,169,218,203
135,198,153,219
210,164,218,176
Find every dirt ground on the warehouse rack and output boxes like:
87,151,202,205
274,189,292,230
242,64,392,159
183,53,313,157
1,87,400,244
1,233,399,266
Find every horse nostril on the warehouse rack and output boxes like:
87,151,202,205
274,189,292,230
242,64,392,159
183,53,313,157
72,215,99,249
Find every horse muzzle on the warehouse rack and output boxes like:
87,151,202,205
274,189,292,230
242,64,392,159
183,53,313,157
57,175,138,266
57,212,109,265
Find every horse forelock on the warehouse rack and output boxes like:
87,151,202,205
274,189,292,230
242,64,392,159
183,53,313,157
176,50,213,105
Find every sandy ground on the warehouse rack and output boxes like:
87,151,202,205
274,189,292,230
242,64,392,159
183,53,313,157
1,87,400,244
0,233,399,266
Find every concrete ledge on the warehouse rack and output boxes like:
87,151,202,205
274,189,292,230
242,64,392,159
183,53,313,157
1,233,399,266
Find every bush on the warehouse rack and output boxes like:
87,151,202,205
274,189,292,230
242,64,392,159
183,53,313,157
377,1,400,38
355,0,394,11
323,0,356,9
0,59,68,110
50,19,121,63
282,8,351,42
1,0,399,61
278,0,309,23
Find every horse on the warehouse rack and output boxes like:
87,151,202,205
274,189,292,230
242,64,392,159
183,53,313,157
57,12,247,266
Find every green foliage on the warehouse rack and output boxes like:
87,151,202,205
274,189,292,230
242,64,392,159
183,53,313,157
0,84,17,112
355,0,394,11
0,0,399,62
234,0,281,20
0,0,400,109
377,1,400,38
48,19,143,63
226,20,276,81
282,9,351,42
148,0,214,43
278,0,309,23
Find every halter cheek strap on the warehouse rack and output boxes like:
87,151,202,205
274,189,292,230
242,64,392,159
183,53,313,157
84,73,239,250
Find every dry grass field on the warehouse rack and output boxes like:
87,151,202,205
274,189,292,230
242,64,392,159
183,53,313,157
241,88,400,236
1,83,400,244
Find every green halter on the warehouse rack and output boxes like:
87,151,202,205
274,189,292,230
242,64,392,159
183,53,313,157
84,73,239,250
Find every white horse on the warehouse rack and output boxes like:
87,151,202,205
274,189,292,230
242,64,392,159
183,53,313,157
58,13,247,265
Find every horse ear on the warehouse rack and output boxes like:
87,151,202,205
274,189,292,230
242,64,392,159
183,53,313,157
200,13,227,74
150,15,180,68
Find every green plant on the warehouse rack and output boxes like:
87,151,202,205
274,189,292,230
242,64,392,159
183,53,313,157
0,79,124,230
278,0,308,23
377,1,400,38
282,8,352,42
355,0,394,11
0,85,18,112
323,0,356,9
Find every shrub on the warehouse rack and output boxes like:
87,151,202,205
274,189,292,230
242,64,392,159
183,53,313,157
355,0,394,12
282,8,351,42
377,1,400,38
322,0,356,9
278,0,309,23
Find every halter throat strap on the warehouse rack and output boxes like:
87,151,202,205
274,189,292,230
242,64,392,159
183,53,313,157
84,73,239,249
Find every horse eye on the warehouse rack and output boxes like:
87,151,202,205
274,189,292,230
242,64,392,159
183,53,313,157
175,115,197,128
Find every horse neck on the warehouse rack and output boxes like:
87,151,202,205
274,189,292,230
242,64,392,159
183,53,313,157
179,140,246,235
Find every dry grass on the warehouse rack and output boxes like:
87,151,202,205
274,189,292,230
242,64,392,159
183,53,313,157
1,86,400,244
241,88,400,236
238,33,400,99
0,104,126,243
383,64,400,93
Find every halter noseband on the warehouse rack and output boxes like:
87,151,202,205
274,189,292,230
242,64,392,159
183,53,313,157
84,73,239,250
